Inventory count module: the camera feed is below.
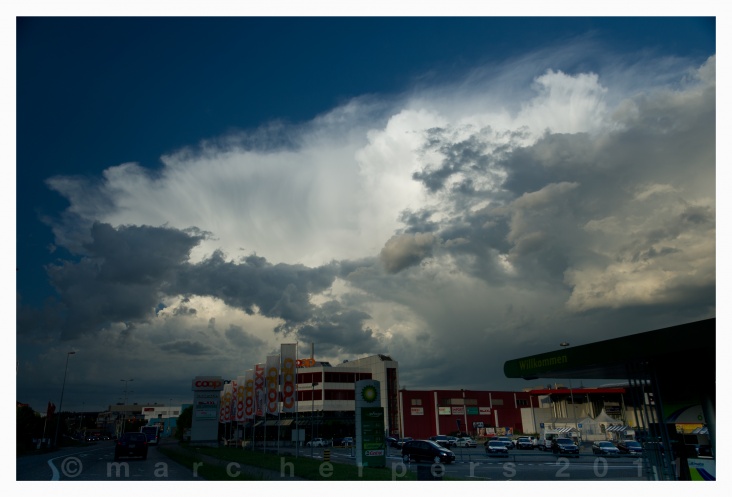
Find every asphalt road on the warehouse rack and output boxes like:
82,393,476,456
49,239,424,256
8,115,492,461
17,440,652,481
17,439,204,481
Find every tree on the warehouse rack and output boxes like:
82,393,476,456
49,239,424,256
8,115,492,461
17,405,43,454
176,405,192,441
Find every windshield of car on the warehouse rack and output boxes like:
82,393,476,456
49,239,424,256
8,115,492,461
556,438,573,444
625,441,641,447
518,437,529,441
427,440,446,450
489,441,505,447
598,442,614,447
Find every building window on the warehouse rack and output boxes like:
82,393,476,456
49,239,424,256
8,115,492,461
324,390,355,401
492,399,504,406
411,399,422,406
516,399,529,407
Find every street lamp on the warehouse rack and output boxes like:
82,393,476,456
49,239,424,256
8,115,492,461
559,342,578,442
310,382,319,458
54,351,76,447
120,379,133,432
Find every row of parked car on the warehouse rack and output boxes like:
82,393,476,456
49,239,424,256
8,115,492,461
305,437,355,447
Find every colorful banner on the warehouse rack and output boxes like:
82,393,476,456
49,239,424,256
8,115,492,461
244,370,255,419
266,354,280,415
219,382,232,422
254,363,266,417
230,377,237,417
281,343,297,412
234,375,246,422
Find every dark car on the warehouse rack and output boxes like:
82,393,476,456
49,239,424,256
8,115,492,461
114,432,148,460
485,439,509,457
402,440,455,464
617,440,643,456
386,436,399,448
515,437,533,450
551,437,579,457
592,441,620,456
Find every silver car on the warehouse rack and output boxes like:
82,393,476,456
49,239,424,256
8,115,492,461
485,439,509,457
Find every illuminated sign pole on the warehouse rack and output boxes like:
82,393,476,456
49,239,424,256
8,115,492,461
355,379,386,468
191,376,224,446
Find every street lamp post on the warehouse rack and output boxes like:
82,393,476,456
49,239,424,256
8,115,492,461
120,379,133,432
559,342,578,442
310,382,319,458
54,351,76,447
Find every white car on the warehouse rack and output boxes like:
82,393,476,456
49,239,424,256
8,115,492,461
455,437,477,447
306,438,329,447
496,436,514,449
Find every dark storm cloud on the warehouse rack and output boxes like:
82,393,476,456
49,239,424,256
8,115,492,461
159,339,213,356
43,223,204,339
172,251,338,325
287,300,380,355
379,232,437,274
224,324,266,349
27,222,344,342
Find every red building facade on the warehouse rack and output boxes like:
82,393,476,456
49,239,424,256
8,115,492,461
399,389,536,439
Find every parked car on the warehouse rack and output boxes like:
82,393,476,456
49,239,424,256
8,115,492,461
551,437,579,457
306,438,329,447
496,436,514,449
429,435,453,448
386,436,399,448
617,440,643,456
114,432,148,461
401,440,455,464
515,436,534,450
333,436,354,447
447,436,458,447
485,439,509,457
592,441,621,456
455,437,477,448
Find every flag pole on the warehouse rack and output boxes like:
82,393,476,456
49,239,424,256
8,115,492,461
295,342,299,458
277,352,282,456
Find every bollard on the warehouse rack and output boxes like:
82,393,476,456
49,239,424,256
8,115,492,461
324,449,330,462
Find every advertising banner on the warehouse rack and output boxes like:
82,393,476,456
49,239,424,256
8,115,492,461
230,377,238,419
219,382,232,422
192,376,224,391
195,392,219,420
244,370,255,419
234,375,246,422
254,363,266,417
452,406,465,415
266,354,280,415
688,458,716,481
438,406,452,415
410,407,424,415
479,407,492,415
191,378,223,443
281,343,297,412
360,407,386,465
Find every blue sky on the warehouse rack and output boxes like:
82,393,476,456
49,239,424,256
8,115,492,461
12,12,719,415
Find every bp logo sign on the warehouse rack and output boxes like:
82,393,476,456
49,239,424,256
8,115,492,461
361,385,378,403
